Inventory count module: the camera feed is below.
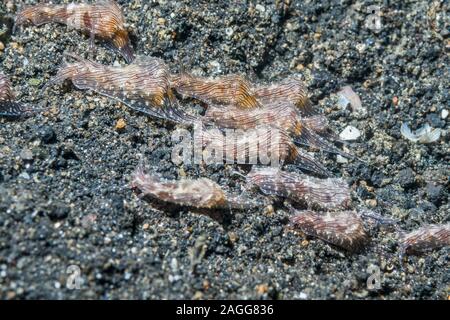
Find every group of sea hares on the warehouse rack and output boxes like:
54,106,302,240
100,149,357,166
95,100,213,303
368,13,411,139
1,1,448,260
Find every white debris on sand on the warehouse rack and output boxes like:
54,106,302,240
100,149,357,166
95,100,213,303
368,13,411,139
337,86,364,113
400,123,441,144
339,125,361,141
336,154,349,163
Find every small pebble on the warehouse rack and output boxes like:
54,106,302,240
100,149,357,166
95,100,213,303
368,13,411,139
365,199,377,208
337,86,363,113
170,258,178,272
339,126,361,141
392,96,399,106
299,292,308,299
256,283,268,294
295,64,304,71
115,118,126,130
178,167,186,177
264,204,275,215
228,232,238,244
255,4,265,12
20,149,33,161
441,109,448,120
336,155,348,163
208,60,221,74
193,291,203,299
18,172,31,180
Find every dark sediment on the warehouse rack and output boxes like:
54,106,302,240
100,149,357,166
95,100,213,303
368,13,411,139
0,1,448,299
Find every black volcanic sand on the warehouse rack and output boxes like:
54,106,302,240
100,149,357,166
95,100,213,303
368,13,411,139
0,0,448,299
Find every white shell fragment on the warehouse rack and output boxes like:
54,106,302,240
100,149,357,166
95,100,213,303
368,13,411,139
400,123,441,144
337,86,363,113
339,125,361,141
336,155,349,163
